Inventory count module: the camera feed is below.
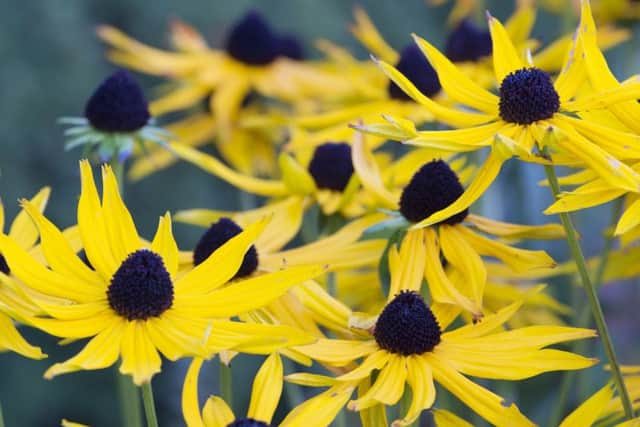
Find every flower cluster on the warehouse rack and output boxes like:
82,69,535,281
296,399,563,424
3,1,640,426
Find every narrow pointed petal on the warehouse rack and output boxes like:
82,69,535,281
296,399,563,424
119,321,162,385
202,397,235,427
392,356,436,427
150,213,179,278
182,358,207,427
487,13,524,82
352,131,397,208
559,383,614,427
9,187,50,249
349,354,407,410
247,353,283,423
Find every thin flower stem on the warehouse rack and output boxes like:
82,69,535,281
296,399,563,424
141,382,159,427
220,359,233,410
0,401,5,427
117,368,143,427
543,161,634,420
548,198,623,426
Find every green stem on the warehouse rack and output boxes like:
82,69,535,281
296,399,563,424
543,161,634,420
118,373,142,427
0,400,5,427
220,360,233,410
141,382,159,427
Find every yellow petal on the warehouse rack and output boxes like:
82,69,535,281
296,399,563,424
439,226,487,307
294,339,378,366
405,122,508,152
20,200,103,289
443,301,522,340
279,153,317,196
175,218,269,295
337,350,391,382
182,358,207,427
466,214,565,240
27,310,117,339
247,353,283,423
202,396,235,427
44,319,125,379
206,321,315,355
9,186,50,249
146,312,207,361
78,160,119,279
392,356,435,427
615,198,640,236
280,384,355,427
150,213,179,279
427,353,535,427
372,57,492,127
170,143,289,197
119,321,162,385
560,383,614,427
352,131,397,209
149,84,210,116
350,6,398,63
178,265,324,318
0,312,46,359
411,34,498,114
100,164,141,262
488,13,524,82
389,229,426,298
432,409,474,427
349,354,407,410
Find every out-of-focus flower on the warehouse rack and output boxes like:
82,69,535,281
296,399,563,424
0,161,322,384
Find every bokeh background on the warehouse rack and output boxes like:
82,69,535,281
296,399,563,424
1,0,639,425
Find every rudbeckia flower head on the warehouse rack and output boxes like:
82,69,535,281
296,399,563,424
445,18,492,63
498,67,559,125
398,159,468,225
225,10,280,66
193,217,259,279
307,142,354,192
84,69,150,132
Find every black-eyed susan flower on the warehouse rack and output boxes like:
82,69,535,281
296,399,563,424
352,133,560,318
61,70,171,164
355,10,640,204
0,161,322,385
0,189,50,360
183,353,309,427
286,241,597,427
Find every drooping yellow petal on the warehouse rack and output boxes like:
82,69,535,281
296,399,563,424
336,350,392,382
349,354,407,410
439,225,487,307
427,353,535,427
423,228,481,315
466,214,565,240
352,131,397,209
392,356,435,427
412,140,513,229
100,165,141,262
202,396,235,427
0,312,46,359
182,358,207,427
372,57,493,128
389,229,426,298
146,311,207,361
456,225,556,272
358,377,389,427
170,143,289,197
44,319,125,379
150,213,179,279
247,353,283,423
78,160,119,279
9,186,50,249
488,13,524,82
350,6,398,63
119,321,162,385
280,383,355,427
411,34,498,115
175,218,269,295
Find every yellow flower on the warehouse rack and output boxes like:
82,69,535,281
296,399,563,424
355,8,640,201
353,134,560,318
183,353,283,427
286,243,597,427
0,188,50,359
0,161,322,385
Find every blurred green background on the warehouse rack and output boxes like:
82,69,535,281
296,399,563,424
1,1,639,425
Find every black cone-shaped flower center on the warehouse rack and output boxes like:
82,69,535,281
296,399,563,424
388,43,442,101
399,160,468,225
193,218,259,279
0,253,10,275
445,19,492,63
227,419,271,427
499,68,560,125
107,250,173,320
225,11,279,65
84,70,150,132
307,142,354,192
374,291,441,355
